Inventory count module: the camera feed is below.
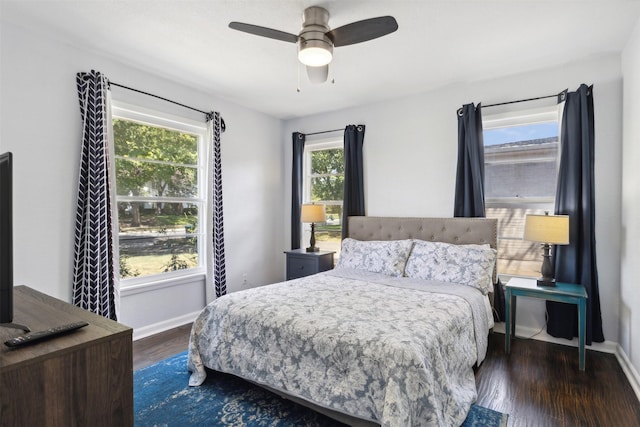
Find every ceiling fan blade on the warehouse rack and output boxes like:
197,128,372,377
306,65,329,84
228,22,298,43
327,16,398,47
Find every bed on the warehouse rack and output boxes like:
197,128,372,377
187,216,498,427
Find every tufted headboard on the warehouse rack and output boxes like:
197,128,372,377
347,216,498,284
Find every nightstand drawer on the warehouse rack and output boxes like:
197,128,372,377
284,250,335,280
287,256,317,280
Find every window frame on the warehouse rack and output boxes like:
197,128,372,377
111,102,208,288
483,105,562,279
302,137,344,252
303,137,343,204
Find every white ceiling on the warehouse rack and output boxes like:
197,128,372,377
3,0,640,119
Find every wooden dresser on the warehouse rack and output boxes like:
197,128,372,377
0,286,133,426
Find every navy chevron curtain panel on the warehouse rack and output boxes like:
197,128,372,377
205,112,226,301
72,70,118,320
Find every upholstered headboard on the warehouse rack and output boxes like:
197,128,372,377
347,216,498,284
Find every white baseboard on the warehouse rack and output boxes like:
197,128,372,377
493,322,640,403
615,344,640,402
492,322,617,353
132,310,201,341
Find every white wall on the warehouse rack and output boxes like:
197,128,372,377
284,54,623,349
621,17,640,379
0,20,285,334
2,9,634,371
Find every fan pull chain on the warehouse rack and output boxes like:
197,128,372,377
331,59,335,84
296,61,301,93
329,53,335,84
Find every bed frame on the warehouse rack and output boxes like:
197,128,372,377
265,216,499,426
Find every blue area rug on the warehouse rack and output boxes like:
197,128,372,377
135,351,508,426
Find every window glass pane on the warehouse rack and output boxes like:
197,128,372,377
118,201,199,279
311,148,344,174
115,157,198,197
486,159,557,198
117,201,198,231
484,125,558,200
486,206,553,277
310,176,344,202
304,142,344,258
483,117,559,278
484,122,558,146
113,119,198,164
119,235,199,279
313,205,343,254
113,110,204,283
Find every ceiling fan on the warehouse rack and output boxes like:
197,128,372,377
229,6,398,83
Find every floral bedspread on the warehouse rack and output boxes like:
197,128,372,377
187,268,490,427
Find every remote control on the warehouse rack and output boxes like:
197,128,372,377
4,321,89,348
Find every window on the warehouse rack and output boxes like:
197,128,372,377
112,104,207,284
303,138,344,255
483,106,560,278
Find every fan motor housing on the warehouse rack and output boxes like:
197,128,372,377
297,6,333,66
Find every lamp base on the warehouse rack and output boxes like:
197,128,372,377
537,244,556,287
306,222,319,253
537,278,556,287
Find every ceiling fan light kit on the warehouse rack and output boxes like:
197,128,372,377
298,45,333,67
229,5,398,83
297,7,333,67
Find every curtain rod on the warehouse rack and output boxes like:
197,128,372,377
109,81,226,132
305,128,343,137
482,91,565,109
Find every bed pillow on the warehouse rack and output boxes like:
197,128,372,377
336,238,414,277
405,240,496,294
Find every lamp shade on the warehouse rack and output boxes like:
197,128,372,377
301,204,326,223
524,214,570,245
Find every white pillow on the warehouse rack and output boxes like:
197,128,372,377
405,240,496,294
336,238,414,277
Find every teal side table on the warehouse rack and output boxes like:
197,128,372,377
505,277,588,371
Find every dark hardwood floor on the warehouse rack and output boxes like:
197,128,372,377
476,333,640,426
133,325,640,426
133,323,192,371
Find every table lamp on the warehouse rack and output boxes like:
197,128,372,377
301,203,325,252
524,212,570,287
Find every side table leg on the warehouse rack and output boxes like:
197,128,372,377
579,297,586,371
511,295,517,338
505,289,512,354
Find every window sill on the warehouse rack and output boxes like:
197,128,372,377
120,271,206,297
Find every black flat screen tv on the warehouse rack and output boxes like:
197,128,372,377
0,152,13,323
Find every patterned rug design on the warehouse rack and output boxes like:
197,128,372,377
134,351,508,426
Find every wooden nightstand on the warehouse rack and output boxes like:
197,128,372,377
284,249,335,280
505,277,588,370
